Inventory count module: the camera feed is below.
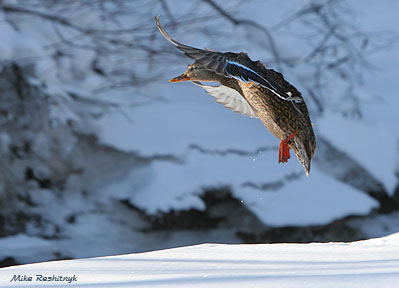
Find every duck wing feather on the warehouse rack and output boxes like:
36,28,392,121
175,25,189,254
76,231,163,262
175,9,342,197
192,81,258,118
156,16,301,103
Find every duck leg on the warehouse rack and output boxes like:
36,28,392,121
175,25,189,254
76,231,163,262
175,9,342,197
278,131,297,163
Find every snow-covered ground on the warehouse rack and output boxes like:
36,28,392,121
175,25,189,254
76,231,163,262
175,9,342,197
0,0,398,267
1,233,399,287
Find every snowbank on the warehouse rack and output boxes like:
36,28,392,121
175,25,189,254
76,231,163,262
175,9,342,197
317,111,398,195
1,233,399,287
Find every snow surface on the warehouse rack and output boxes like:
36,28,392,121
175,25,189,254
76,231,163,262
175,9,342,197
317,111,398,195
122,150,377,226
97,82,271,156
0,0,398,267
1,233,399,288
0,235,56,265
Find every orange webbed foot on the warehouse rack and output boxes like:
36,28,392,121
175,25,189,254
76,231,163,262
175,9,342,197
278,131,297,164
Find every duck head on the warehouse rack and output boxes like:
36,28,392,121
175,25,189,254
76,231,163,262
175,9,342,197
169,63,221,83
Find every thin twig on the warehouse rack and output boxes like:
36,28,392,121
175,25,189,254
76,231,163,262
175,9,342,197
202,0,283,70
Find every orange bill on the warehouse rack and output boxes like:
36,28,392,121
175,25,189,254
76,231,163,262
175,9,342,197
169,72,190,82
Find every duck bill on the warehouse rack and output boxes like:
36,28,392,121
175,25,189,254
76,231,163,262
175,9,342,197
169,72,190,83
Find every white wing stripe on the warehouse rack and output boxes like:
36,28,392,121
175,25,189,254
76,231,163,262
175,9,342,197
192,82,258,118
225,61,303,103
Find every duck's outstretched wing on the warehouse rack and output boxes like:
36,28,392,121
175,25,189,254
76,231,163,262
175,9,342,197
156,16,228,75
156,16,301,103
192,81,258,118
223,60,302,102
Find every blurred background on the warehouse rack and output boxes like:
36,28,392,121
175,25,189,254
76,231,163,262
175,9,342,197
0,0,398,267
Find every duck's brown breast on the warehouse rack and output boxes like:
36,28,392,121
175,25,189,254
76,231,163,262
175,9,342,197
238,82,298,141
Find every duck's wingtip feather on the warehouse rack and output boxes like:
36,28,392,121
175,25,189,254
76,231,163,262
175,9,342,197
155,15,176,46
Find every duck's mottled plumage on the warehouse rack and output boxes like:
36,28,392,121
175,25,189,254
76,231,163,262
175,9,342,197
156,16,316,175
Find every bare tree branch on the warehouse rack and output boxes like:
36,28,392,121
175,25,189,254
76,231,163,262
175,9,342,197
202,0,283,70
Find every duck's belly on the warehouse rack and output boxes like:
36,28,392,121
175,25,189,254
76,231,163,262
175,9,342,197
239,82,297,141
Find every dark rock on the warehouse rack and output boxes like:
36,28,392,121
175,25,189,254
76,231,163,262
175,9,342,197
0,257,19,268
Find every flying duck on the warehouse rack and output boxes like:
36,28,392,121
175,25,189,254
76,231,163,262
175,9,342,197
155,16,316,175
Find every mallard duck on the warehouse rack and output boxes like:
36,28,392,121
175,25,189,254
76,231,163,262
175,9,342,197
155,17,316,175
